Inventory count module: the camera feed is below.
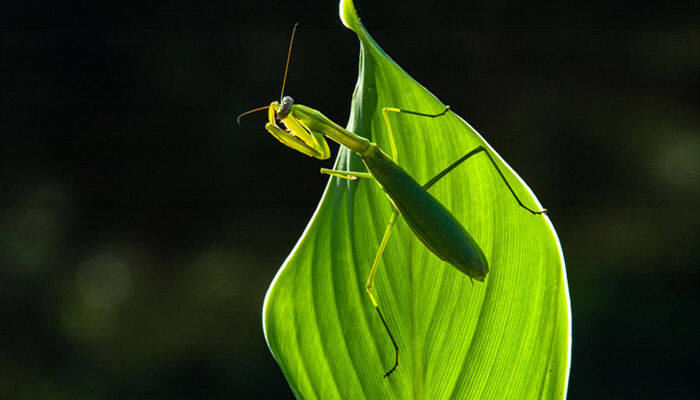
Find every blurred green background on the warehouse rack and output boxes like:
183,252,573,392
1,1,698,398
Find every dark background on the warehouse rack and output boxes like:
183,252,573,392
1,0,698,398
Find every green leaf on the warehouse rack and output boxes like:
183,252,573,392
263,0,571,398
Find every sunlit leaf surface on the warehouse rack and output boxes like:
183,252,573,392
263,1,571,398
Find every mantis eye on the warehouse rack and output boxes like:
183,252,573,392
277,96,294,119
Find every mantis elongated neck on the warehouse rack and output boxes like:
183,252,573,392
292,104,372,156
323,124,372,156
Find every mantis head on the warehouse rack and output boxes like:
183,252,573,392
236,24,331,160
264,96,331,160
276,96,294,119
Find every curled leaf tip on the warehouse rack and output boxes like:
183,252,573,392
339,0,359,31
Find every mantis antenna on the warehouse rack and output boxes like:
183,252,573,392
280,23,299,101
236,23,299,125
236,105,270,124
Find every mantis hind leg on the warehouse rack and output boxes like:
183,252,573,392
367,106,544,378
364,105,452,378
366,211,400,378
319,167,400,376
422,146,547,215
383,105,545,215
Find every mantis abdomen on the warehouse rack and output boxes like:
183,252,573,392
361,144,489,281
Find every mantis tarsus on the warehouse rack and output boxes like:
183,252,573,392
239,24,547,378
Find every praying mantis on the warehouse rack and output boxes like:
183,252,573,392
238,24,547,378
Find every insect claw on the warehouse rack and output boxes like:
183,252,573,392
383,363,398,378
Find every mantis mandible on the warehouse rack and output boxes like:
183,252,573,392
238,24,547,378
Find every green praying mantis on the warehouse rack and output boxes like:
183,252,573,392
238,24,547,378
